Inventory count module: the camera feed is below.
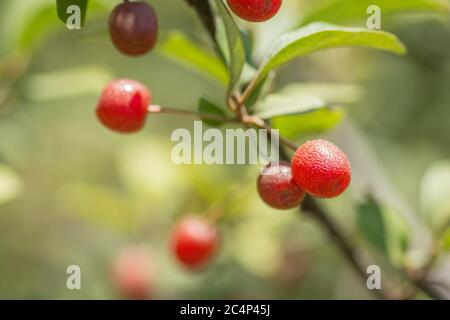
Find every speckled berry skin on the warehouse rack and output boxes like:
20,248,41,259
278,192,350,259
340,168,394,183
109,1,158,56
171,216,219,269
96,79,150,133
111,247,153,300
258,162,305,209
226,0,282,22
291,139,351,199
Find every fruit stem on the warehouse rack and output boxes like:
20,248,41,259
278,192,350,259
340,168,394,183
147,105,238,123
239,74,260,107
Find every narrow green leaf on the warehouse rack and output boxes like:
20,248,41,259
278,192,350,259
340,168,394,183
271,108,345,138
254,22,407,86
300,0,449,26
19,5,56,50
255,95,326,120
158,32,229,85
357,198,410,266
254,83,360,119
277,82,362,104
254,82,358,137
214,0,245,92
198,97,227,127
357,199,388,254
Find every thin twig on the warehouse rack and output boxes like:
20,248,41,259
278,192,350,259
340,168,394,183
239,74,260,106
148,104,238,123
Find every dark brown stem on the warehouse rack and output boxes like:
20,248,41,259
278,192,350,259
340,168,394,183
301,195,389,299
415,280,448,300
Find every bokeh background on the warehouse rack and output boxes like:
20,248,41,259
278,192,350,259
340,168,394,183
0,0,449,299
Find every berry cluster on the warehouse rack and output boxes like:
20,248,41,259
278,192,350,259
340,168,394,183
258,140,352,210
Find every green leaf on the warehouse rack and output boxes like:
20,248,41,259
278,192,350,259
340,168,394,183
158,32,229,85
252,82,359,138
253,22,407,86
420,161,450,234
255,95,326,120
357,199,388,254
59,182,138,233
0,0,57,53
24,65,113,101
214,0,245,92
276,82,362,104
440,228,450,251
56,0,88,27
357,198,410,266
198,97,227,127
300,0,449,26
0,164,23,205
271,108,345,138
0,0,108,53
19,5,57,50
254,83,360,119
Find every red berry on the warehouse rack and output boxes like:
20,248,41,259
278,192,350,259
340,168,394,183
96,79,151,133
226,0,282,22
109,1,158,56
257,162,305,210
291,139,351,199
171,216,219,269
111,247,154,300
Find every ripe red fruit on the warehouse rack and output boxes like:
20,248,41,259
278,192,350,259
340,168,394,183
257,162,305,210
226,0,282,22
111,247,154,300
171,216,219,269
109,1,158,56
291,139,351,199
96,79,151,133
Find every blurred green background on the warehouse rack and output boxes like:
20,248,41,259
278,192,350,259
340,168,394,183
0,0,449,299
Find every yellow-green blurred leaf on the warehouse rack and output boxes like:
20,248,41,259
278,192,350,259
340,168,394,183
158,32,229,85
59,182,138,232
117,139,188,201
300,0,449,26
421,160,450,233
0,164,23,205
272,108,345,139
24,65,113,101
